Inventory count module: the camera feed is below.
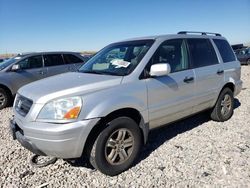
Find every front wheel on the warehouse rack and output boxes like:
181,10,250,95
210,87,234,122
89,117,142,176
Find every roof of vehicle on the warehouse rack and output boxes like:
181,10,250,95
120,31,226,42
18,51,81,56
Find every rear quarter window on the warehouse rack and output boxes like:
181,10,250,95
63,54,83,64
213,39,236,63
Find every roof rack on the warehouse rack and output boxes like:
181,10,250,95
178,31,221,36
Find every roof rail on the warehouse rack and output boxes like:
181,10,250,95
178,31,221,36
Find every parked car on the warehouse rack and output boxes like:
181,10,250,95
0,52,86,109
235,48,250,65
10,32,242,176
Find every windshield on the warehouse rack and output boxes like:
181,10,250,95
0,56,21,70
79,40,154,76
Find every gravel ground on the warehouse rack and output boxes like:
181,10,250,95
0,66,250,187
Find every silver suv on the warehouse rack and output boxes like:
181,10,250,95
0,52,85,109
10,32,242,176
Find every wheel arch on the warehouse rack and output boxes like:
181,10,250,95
82,107,149,158
221,82,235,93
0,84,13,97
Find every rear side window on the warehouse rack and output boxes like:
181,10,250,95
63,54,83,64
43,54,64,67
18,55,43,69
187,39,218,68
213,39,236,63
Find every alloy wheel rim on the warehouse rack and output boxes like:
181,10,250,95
105,128,134,165
0,93,5,107
221,94,232,116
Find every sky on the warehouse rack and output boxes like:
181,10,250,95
0,0,249,54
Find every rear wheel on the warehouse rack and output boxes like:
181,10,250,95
0,87,11,110
210,87,234,122
89,117,142,176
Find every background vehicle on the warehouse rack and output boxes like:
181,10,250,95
11,32,242,176
0,52,86,109
80,54,94,62
235,48,250,65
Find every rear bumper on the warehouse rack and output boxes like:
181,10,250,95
10,117,100,159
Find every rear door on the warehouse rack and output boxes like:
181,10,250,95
187,38,224,113
63,53,84,71
43,54,67,76
146,39,195,129
10,55,46,91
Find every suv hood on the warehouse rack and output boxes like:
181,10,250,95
18,72,123,104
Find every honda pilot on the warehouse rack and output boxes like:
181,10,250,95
10,32,242,176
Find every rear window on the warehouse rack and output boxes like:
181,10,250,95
187,39,218,68
44,54,64,67
63,54,83,64
213,39,236,63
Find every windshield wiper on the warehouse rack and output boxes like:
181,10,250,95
79,70,124,76
80,70,105,75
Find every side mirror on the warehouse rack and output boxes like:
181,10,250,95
11,64,20,71
149,63,171,77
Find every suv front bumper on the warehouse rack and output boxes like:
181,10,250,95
10,117,100,159
10,119,45,156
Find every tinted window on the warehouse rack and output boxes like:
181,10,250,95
187,39,218,68
150,39,189,72
213,39,236,63
18,55,43,69
63,54,83,64
44,54,64,67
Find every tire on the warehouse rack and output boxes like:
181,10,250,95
210,87,234,122
89,117,142,176
0,87,11,110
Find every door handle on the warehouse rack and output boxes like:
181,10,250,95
217,70,224,75
183,76,194,83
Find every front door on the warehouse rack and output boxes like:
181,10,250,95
145,39,195,129
9,55,46,93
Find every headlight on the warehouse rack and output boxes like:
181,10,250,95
37,96,82,121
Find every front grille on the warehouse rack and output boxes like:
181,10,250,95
15,95,33,117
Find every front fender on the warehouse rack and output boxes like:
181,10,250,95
85,95,148,121
0,75,14,95
79,80,148,122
